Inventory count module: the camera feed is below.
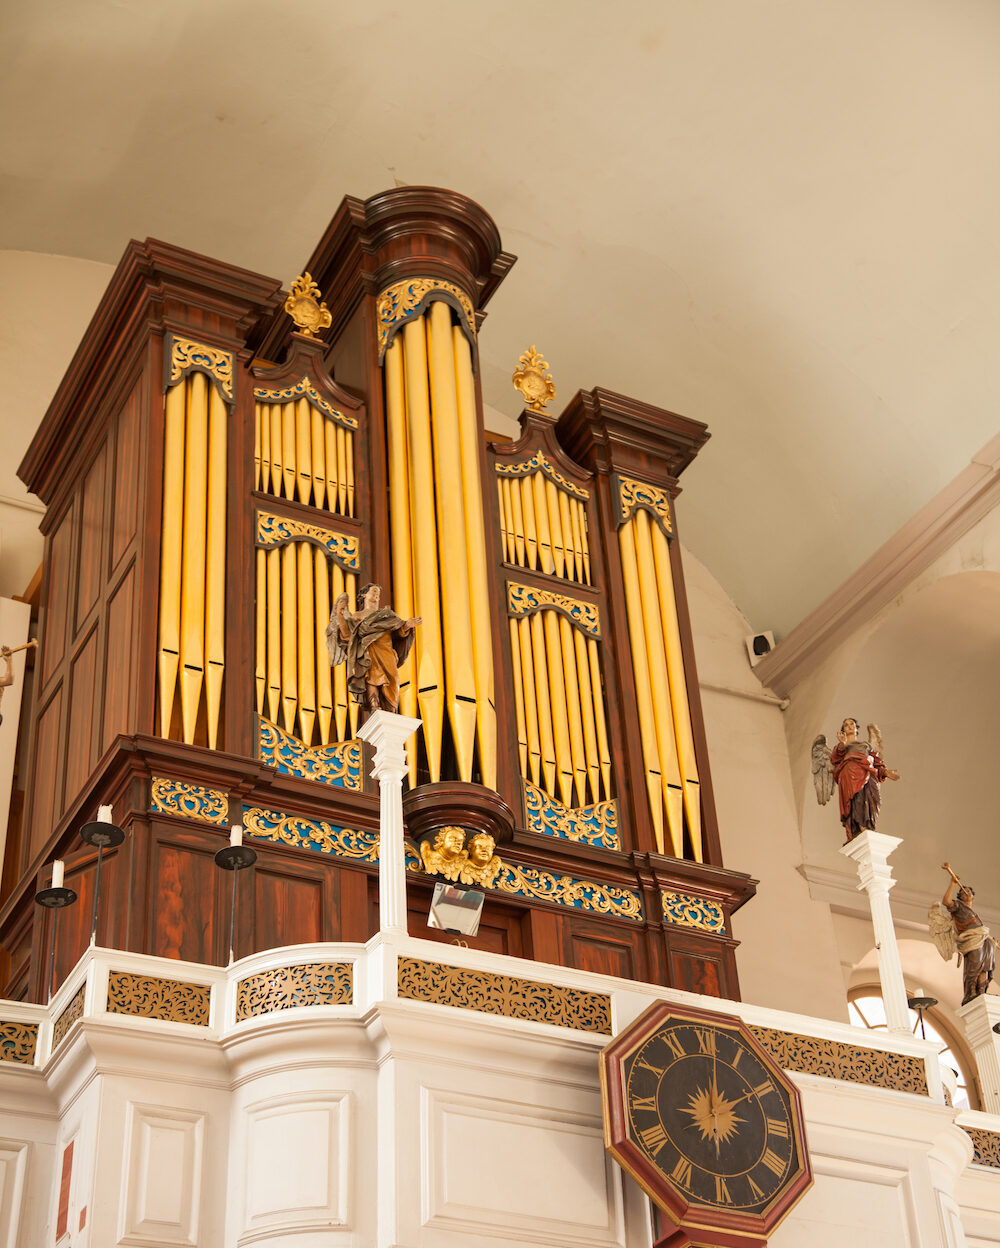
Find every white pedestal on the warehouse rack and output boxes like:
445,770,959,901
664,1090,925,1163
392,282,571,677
358,709,422,937
959,993,1000,1115
840,830,910,1034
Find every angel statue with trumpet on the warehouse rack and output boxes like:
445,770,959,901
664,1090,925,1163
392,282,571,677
811,717,900,844
929,863,997,1006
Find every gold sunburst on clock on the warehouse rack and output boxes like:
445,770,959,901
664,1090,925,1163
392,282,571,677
681,1083,745,1144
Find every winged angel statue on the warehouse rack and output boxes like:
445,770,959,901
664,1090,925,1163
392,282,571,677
929,863,997,1005
812,718,899,844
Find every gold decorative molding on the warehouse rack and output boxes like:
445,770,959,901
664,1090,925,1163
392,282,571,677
507,581,601,637
255,511,360,570
749,1025,929,1095
965,1126,1000,1169
495,448,590,500
376,277,476,360
660,890,726,934
51,984,86,1050
523,781,620,850
107,971,211,1026
253,374,358,430
512,345,556,413
244,804,423,871
0,1019,39,1064
615,474,673,537
495,861,643,921
236,963,353,1021
165,335,234,404
150,777,229,826
283,273,332,338
258,721,363,790
397,957,611,1033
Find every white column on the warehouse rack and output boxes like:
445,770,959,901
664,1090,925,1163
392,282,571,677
358,710,422,937
840,830,910,1034
959,994,1000,1115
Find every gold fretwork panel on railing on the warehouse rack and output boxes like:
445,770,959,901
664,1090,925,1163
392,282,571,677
254,377,356,517
616,476,700,861
496,455,591,585
507,583,611,808
157,342,231,749
254,519,358,747
383,298,495,789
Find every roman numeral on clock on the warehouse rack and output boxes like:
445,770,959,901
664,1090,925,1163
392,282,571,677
746,1174,764,1200
766,1116,789,1138
695,1028,716,1056
632,1095,657,1112
639,1122,669,1154
753,1079,774,1099
761,1147,785,1175
662,1031,686,1060
671,1157,692,1186
715,1175,732,1204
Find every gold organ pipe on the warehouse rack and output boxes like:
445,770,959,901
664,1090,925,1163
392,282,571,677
569,499,584,583
310,407,326,510
255,548,266,713
532,472,553,574
518,617,541,786
558,615,588,805
426,302,477,781
617,521,667,853
574,627,601,802
453,324,497,789
314,548,333,745
529,611,557,795
331,562,348,741
204,385,227,750
158,383,186,737
520,476,538,570
588,637,612,799
253,402,261,491
558,490,575,580
179,373,208,744
651,520,702,861
633,508,684,854
297,541,316,744
545,479,565,579
347,573,359,739
402,317,444,781
280,402,295,499
580,504,592,584
266,548,280,721
280,542,297,732
543,610,573,804
384,337,418,783
324,420,339,514
269,405,282,495
497,480,509,562
335,425,347,515
508,619,528,777
509,472,526,566
259,403,270,494
295,399,312,504
346,434,355,516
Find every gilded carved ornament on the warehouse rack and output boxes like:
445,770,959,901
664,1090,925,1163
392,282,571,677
507,581,601,638
749,1024,928,1095
258,720,363,790
236,963,353,1021
150,777,229,826
284,273,332,338
376,277,477,360
51,985,85,1050
106,970,212,1026
966,1127,1000,1169
523,781,620,851
616,474,673,537
660,890,726,934
253,374,358,429
420,827,503,888
255,511,360,570
166,335,234,404
512,345,556,413
494,448,590,500
0,1020,39,1064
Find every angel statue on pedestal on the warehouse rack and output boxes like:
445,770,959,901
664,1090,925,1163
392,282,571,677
812,717,900,844
326,583,420,714
929,863,997,1005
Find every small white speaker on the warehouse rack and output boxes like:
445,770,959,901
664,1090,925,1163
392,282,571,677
744,631,775,667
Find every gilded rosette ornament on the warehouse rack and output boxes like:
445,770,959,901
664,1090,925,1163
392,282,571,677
284,273,332,338
512,345,556,413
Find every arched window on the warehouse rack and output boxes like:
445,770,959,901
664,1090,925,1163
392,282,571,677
848,987,978,1110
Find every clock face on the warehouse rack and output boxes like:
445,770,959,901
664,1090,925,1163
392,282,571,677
601,1003,811,1235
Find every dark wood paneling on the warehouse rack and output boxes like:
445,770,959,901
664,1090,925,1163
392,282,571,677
252,865,326,951
562,914,645,980
64,628,100,805
102,565,135,751
150,836,220,964
111,381,141,571
42,508,74,687
75,446,106,630
28,687,63,864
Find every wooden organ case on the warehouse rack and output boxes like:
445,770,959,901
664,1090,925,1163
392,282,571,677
0,188,755,1003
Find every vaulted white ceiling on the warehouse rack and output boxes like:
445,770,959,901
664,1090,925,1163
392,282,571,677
3,0,999,634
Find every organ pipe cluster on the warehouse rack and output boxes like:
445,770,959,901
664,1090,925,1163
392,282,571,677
497,472,591,584
254,396,355,515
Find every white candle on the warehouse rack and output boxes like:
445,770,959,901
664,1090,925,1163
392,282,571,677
51,860,64,889
98,804,113,823
230,825,243,848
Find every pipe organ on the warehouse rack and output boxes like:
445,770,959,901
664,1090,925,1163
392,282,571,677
3,189,756,1007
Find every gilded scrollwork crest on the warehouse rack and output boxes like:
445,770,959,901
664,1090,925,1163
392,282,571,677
106,971,212,1026
494,448,590,500
507,581,601,638
243,804,422,870
253,374,358,430
255,511,360,570
165,335,235,406
284,273,333,338
523,781,620,851
0,1019,39,1064
258,720,363,790
150,777,229,826
615,473,673,537
512,345,556,414
375,277,477,361
660,890,726,934
495,861,643,921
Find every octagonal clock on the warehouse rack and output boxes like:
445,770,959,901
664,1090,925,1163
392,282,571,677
600,1001,812,1248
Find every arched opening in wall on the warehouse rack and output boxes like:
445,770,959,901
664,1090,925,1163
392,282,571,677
847,984,979,1109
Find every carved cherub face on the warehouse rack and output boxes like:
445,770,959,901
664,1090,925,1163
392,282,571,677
435,826,465,859
468,833,495,865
